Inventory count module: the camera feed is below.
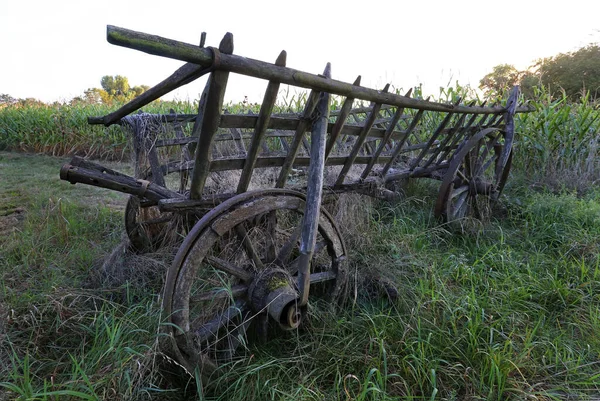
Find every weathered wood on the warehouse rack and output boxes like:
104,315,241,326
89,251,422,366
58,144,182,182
68,156,130,178
325,76,361,158
496,86,519,180
106,25,532,115
275,89,320,187
335,84,390,186
88,63,212,126
436,104,490,163
237,51,286,193
408,98,461,170
60,163,182,202
298,63,331,306
381,103,428,176
361,89,412,180
422,102,475,169
189,33,233,199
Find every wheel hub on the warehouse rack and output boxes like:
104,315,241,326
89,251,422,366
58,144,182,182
247,268,302,330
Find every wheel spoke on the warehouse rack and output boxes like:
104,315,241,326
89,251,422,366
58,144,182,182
190,284,248,303
206,256,253,282
192,301,247,342
264,211,278,264
287,240,327,275
308,270,337,284
235,224,265,270
452,187,469,218
274,224,302,266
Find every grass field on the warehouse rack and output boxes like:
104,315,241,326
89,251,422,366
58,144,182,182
1,150,599,400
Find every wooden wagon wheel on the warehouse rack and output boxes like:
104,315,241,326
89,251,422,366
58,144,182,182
161,189,347,375
434,128,513,223
124,165,191,253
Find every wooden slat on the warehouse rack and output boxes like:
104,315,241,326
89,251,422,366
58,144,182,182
189,33,234,199
421,100,476,169
361,88,412,180
335,84,390,186
88,63,211,126
381,99,428,177
237,51,286,193
408,98,462,170
325,76,361,159
275,89,320,188
435,104,486,164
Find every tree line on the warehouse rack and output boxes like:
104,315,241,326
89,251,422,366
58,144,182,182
480,44,600,101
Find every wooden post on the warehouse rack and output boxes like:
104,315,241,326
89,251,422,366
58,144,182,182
189,33,233,199
237,51,286,193
297,63,331,307
495,86,519,180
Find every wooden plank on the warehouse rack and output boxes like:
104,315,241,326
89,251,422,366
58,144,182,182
335,84,390,186
88,63,211,126
189,33,234,199
381,100,428,177
360,89,412,180
325,76,360,158
237,51,286,193
496,86,519,180
298,63,331,306
435,105,485,163
435,101,488,163
60,164,182,203
421,100,476,169
275,89,320,187
408,98,462,170
106,26,532,116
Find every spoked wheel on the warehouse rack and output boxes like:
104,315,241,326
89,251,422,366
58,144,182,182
435,128,513,224
162,189,347,376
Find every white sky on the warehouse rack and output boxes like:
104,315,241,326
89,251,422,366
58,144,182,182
2,0,599,104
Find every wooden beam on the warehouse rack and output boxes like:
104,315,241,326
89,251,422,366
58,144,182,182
88,63,211,126
189,33,233,199
298,63,331,306
335,84,390,186
325,76,360,158
360,88,412,180
381,100,428,177
236,51,286,193
275,89,320,187
106,26,532,115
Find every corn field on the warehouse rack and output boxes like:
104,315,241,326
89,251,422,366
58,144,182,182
1,87,598,185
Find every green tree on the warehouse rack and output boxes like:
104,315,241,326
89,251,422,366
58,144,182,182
100,75,130,97
479,64,521,97
83,76,150,105
537,44,600,100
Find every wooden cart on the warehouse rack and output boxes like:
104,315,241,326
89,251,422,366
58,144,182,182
60,26,531,375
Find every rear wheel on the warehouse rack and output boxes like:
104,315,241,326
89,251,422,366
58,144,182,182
435,128,512,224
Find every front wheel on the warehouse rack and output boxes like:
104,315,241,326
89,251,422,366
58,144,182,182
161,189,347,376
